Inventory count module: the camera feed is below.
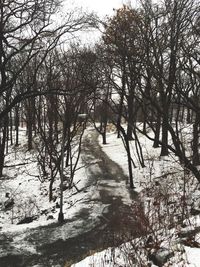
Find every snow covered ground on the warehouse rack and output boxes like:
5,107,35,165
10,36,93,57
0,126,135,266
0,129,78,230
0,127,106,238
72,125,200,267
72,234,200,267
1,125,200,266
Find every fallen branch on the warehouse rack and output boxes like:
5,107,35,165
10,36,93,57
3,162,29,168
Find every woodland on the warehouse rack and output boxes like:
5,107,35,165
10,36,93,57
0,0,200,266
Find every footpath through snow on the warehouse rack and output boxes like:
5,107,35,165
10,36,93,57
73,128,200,267
0,127,138,267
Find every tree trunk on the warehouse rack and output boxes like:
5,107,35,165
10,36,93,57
0,117,8,176
15,106,19,146
160,109,169,156
117,63,126,138
125,135,134,189
27,118,33,150
186,107,191,124
153,113,161,148
119,126,134,188
192,115,200,166
49,175,54,202
127,93,134,140
102,131,106,145
10,112,13,146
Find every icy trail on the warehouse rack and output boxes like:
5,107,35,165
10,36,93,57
0,129,138,267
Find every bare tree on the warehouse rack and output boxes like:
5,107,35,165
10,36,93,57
0,0,96,176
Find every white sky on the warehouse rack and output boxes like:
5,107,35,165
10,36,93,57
74,0,124,16
64,0,139,17
61,0,139,44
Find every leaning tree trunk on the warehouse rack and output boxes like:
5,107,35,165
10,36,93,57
119,125,135,189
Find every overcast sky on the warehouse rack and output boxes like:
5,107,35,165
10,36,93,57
62,0,139,44
65,0,139,17
74,0,124,16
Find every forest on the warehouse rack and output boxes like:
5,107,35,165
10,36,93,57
0,0,200,266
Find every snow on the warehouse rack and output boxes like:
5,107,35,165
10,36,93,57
1,125,200,266
185,246,200,267
70,125,200,267
0,127,104,235
0,127,118,263
98,128,184,192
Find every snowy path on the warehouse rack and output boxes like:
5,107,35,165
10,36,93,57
0,129,138,267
